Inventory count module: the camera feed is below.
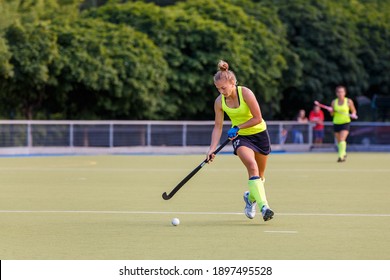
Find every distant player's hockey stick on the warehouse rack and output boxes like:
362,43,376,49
162,138,231,200
314,100,358,119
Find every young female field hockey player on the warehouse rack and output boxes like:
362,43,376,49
206,60,274,222
330,85,357,162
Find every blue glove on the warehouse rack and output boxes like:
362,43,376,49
227,126,240,138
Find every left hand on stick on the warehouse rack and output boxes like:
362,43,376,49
206,151,216,163
227,126,240,139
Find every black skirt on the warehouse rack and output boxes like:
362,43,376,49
232,130,271,156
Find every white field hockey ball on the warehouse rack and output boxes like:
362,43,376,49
171,218,180,226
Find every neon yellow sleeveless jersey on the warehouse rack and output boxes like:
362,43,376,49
333,98,351,124
221,86,266,135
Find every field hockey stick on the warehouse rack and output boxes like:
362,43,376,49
314,100,358,119
314,100,332,112
162,138,231,200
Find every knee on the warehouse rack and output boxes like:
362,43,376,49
246,161,258,175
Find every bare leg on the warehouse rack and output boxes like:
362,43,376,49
237,146,273,221
255,152,268,179
335,130,349,161
236,146,259,178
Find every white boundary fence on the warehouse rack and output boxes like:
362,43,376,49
0,120,389,155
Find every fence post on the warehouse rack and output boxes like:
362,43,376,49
109,122,114,148
279,123,284,145
69,123,74,147
308,123,313,146
27,122,32,148
147,123,151,147
183,123,187,147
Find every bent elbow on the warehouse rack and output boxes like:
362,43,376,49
254,116,263,125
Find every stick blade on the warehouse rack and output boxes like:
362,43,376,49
162,192,171,200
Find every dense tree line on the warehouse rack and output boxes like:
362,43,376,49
0,0,389,120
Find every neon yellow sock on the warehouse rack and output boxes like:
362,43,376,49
248,177,269,210
337,142,342,157
338,141,346,158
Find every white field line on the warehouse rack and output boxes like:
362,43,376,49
264,230,298,234
0,168,389,173
0,210,389,217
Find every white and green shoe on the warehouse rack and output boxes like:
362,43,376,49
243,191,256,219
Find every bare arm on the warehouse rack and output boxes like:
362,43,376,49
330,100,335,116
207,96,224,162
348,99,357,115
237,87,263,129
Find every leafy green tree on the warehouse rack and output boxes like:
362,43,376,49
265,0,371,119
51,17,170,119
80,0,108,10
0,0,17,81
0,36,14,118
1,0,170,120
0,0,20,30
0,37,13,79
2,0,389,121
85,1,253,119
0,0,83,119
1,21,59,119
177,0,293,118
353,1,390,98
143,0,179,6
232,0,304,112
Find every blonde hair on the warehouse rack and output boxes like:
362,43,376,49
213,60,237,84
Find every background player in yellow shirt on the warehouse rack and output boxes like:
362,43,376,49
207,60,274,222
331,85,358,162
